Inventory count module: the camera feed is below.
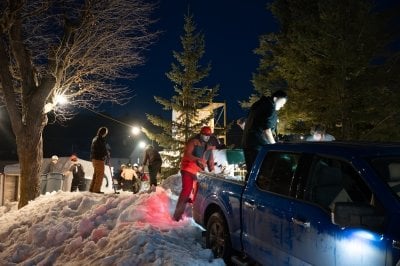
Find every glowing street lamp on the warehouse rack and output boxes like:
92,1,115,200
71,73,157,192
55,94,68,105
44,93,69,113
131,126,141,136
138,140,147,149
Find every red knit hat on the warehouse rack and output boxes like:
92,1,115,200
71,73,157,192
200,126,212,136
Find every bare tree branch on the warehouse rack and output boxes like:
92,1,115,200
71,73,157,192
1,0,158,121
0,0,158,208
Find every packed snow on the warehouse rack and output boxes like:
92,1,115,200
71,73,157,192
0,174,225,265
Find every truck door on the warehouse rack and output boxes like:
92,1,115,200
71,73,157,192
289,155,387,265
241,151,301,264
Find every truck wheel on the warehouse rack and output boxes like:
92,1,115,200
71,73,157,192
206,212,232,262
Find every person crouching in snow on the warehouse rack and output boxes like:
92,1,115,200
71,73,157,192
121,163,137,191
173,126,216,221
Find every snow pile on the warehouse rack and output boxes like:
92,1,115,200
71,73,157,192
0,176,224,265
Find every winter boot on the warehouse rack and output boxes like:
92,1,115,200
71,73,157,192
173,195,189,221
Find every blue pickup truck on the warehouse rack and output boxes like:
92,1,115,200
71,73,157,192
192,142,400,265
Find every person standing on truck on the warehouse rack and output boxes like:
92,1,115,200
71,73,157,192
89,126,110,194
173,126,216,221
242,90,288,179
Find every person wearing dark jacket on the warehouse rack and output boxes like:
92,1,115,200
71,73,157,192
68,154,86,192
43,155,63,175
173,126,216,221
89,126,109,193
142,144,162,193
242,90,287,179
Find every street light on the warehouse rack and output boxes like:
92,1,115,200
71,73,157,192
138,140,146,149
44,93,68,113
131,126,141,136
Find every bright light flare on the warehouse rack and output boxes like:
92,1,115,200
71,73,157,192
131,126,141,135
138,141,146,149
335,229,385,264
55,95,68,105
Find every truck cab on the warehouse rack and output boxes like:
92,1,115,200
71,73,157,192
194,142,400,265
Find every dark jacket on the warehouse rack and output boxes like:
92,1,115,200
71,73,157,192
242,96,277,149
44,161,63,175
143,147,162,165
69,163,85,179
90,135,109,161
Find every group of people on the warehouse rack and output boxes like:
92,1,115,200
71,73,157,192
43,154,86,192
90,126,162,194
43,126,110,194
43,90,335,221
172,91,289,220
172,90,337,221
43,126,163,194
236,91,335,177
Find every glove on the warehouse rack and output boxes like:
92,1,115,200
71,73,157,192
196,159,206,170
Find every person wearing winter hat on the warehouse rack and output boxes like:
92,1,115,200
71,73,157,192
68,155,86,192
43,155,63,175
173,126,216,221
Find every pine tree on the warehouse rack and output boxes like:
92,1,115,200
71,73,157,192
249,0,400,140
144,13,218,176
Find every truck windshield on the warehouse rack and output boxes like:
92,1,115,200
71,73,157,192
369,157,400,199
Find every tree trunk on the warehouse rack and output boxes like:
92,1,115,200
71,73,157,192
15,117,46,209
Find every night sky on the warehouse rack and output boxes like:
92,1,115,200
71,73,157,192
1,0,277,161
1,0,397,160
109,0,277,122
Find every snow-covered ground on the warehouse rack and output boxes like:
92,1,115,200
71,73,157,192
0,174,225,265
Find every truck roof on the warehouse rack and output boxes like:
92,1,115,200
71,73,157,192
263,141,400,159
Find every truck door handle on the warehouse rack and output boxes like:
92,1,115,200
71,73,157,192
244,200,256,210
291,217,310,228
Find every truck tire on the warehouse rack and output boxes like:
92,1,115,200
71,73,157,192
206,212,232,262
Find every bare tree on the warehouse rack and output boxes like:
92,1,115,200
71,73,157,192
0,0,158,208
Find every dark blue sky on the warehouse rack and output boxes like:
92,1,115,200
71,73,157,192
109,0,277,123
2,1,278,160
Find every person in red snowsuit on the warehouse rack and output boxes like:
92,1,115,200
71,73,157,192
173,126,215,221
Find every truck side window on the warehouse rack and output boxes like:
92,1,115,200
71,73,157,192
306,156,373,211
256,152,299,196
